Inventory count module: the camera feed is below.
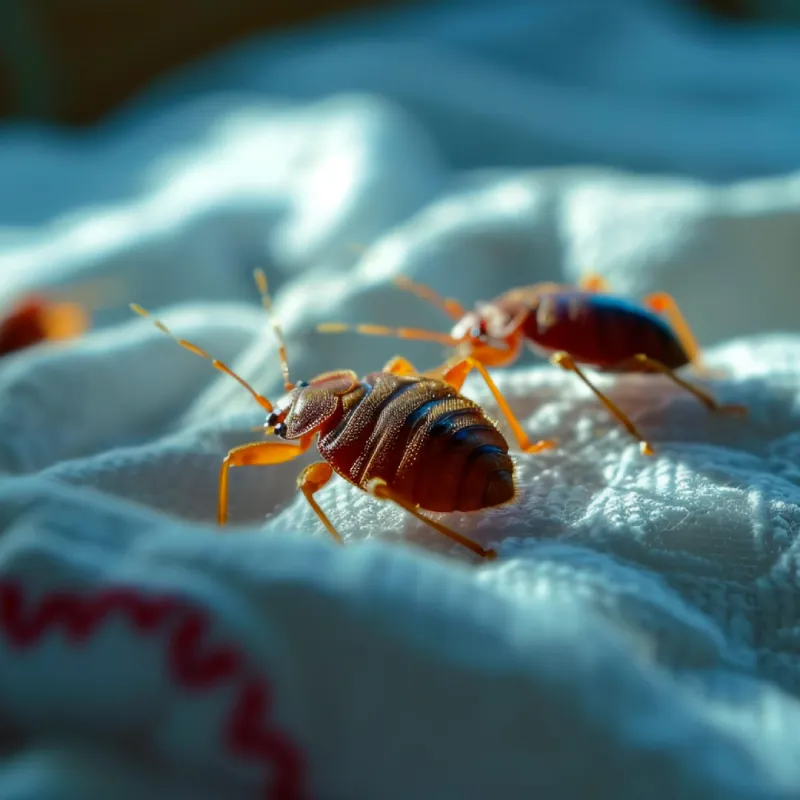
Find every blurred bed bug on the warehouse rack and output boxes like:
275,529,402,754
0,293,90,357
130,270,556,560
0,273,129,358
317,273,746,455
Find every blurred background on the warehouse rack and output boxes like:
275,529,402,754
2,6,800,798
0,0,406,124
1,0,800,379
0,0,797,126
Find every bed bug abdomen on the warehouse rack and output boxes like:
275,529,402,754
388,381,515,513
319,373,516,515
525,292,690,370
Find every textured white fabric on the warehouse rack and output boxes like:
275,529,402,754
2,1,800,798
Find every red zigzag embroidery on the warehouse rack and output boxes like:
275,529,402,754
0,581,306,800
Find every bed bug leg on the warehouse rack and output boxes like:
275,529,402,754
551,352,656,456
616,354,747,417
218,438,312,525
578,273,611,293
641,292,729,380
365,478,497,560
640,291,715,375
298,462,344,544
393,275,467,319
439,357,557,455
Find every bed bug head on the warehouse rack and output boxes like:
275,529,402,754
387,275,524,365
448,302,524,368
252,271,358,440
316,275,522,367
266,370,359,440
132,273,361,442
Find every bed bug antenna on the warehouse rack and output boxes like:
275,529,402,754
253,268,293,391
393,275,467,319
129,303,273,413
316,321,461,347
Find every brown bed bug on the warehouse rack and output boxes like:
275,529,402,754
131,270,556,560
318,272,746,455
0,273,130,358
0,293,89,357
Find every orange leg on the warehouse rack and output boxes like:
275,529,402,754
613,354,746,416
578,273,611,293
292,426,493,557
298,461,344,545
641,291,712,375
393,275,467,319
551,352,655,455
439,357,556,454
365,478,496,560
551,351,747,456
218,438,311,525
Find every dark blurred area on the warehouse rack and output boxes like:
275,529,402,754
0,0,797,127
0,0,410,126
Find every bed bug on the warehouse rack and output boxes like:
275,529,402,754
0,293,90,357
317,273,746,455
130,271,556,560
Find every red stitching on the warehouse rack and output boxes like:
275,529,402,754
0,581,306,800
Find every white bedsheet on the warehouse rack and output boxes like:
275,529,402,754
1,1,800,798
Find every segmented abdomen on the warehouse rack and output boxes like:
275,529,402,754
521,292,689,370
318,374,515,513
